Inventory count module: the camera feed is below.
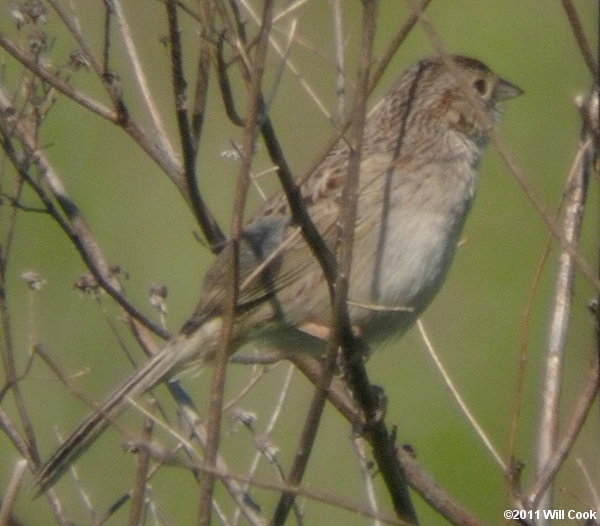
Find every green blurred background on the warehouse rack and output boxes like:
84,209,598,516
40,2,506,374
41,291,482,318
1,1,598,524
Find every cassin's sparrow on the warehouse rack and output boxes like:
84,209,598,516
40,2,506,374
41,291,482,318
36,55,521,491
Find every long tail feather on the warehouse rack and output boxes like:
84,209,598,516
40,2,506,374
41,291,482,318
35,331,206,493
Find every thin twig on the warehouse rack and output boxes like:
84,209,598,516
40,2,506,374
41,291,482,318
166,0,225,250
191,0,216,141
416,321,505,469
197,3,275,524
290,354,489,526
0,90,170,339
533,99,593,517
112,0,177,160
331,0,346,124
127,402,154,526
232,363,296,526
0,459,28,526
0,32,188,200
352,437,382,526
529,354,600,507
237,0,332,121
561,0,596,76
271,2,380,522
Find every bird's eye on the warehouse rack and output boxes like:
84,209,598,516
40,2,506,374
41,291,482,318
473,78,488,96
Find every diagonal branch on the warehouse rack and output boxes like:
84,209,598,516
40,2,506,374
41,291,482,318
166,0,225,250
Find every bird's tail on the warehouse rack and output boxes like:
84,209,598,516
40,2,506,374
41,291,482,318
34,329,208,494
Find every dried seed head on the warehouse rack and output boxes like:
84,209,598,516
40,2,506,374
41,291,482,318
21,270,46,290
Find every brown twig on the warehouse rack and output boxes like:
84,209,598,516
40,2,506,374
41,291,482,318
215,32,246,126
127,403,154,526
273,2,416,524
197,3,275,524
529,354,600,507
270,1,379,521
166,0,225,250
191,1,215,141
0,96,170,340
561,0,596,77
0,266,38,463
289,354,488,526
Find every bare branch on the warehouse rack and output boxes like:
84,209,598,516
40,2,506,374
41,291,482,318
534,99,594,515
165,0,225,250
561,0,596,76
197,2,276,524
529,354,600,507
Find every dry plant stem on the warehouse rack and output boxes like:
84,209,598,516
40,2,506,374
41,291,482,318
352,436,382,525
166,0,225,249
0,259,38,464
576,459,600,511
331,0,346,123
0,406,30,462
127,409,154,526
529,355,600,507
232,363,296,526
197,3,275,524
102,1,112,74
111,0,177,160
290,354,489,526
534,101,593,517
397,453,487,526
509,118,597,486
591,14,600,456
0,459,27,526
0,89,169,340
416,321,504,469
271,3,394,525
192,1,216,141
508,235,553,484
561,0,596,76
0,32,195,214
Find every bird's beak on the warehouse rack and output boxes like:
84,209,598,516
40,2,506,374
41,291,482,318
495,78,523,101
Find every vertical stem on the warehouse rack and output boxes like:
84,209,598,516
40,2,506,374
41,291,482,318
331,0,346,124
196,2,275,524
534,81,593,526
